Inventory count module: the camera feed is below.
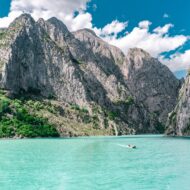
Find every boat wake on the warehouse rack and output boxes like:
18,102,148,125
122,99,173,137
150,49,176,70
116,144,137,149
116,144,130,148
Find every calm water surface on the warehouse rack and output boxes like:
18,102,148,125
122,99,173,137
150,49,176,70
0,135,190,190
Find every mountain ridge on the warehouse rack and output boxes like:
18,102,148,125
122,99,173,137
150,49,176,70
166,71,190,136
0,14,181,137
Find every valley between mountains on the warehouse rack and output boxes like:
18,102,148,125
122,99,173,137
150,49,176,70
0,14,188,138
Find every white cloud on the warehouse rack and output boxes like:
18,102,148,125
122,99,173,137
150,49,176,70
163,13,169,18
99,21,188,57
70,12,92,31
138,20,152,29
0,0,190,72
153,24,173,35
0,11,22,28
95,20,128,37
0,0,92,31
92,4,97,11
160,50,190,72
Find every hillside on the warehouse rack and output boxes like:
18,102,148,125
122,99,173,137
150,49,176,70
0,14,181,137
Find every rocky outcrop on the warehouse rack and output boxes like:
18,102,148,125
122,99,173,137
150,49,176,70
0,14,180,136
74,30,180,125
166,72,190,136
123,48,181,123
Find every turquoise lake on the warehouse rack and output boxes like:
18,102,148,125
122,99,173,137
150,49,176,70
0,135,190,190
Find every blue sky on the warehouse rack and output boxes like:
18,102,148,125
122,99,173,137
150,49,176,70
0,0,190,78
0,0,11,17
88,0,189,35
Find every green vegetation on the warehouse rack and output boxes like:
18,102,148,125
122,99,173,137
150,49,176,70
0,31,6,40
188,69,190,76
71,104,81,111
107,111,119,121
71,104,89,114
70,103,116,130
0,29,7,40
70,104,98,127
42,33,51,42
155,121,165,133
114,96,135,113
114,96,134,107
0,90,121,138
92,115,99,129
125,96,134,103
76,61,83,65
0,60,5,68
71,58,84,65
169,111,177,124
169,111,176,120
0,91,59,138
0,30,8,48
182,123,190,134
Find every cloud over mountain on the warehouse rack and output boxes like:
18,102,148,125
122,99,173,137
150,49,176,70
98,21,187,58
0,0,189,72
0,0,92,31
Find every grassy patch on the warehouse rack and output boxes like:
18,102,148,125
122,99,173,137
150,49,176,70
0,91,59,138
169,111,176,125
107,111,119,121
0,31,6,40
182,123,190,135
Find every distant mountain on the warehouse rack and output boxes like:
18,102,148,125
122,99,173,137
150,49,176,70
0,14,180,137
166,72,190,136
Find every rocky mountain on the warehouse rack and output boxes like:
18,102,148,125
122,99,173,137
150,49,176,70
0,14,180,137
166,72,190,136
73,30,181,124
124,48,181,123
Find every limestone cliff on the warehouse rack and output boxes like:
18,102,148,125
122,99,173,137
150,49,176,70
0,14,180,136
166,72,190,136
124,48,180,123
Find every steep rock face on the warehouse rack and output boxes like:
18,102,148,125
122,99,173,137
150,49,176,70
0,14,180,135
74,30,180,124
166,73,190,136
73,28,126,66
0,15,90,106
123,48,181,123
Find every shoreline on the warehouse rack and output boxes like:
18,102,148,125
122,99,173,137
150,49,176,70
0,134,165,140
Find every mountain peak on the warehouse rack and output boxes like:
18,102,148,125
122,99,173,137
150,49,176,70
74,28,98,37
127,48,151,59
0,13,180,137
47,17,69,33
9,13,35,28
126,48,152,70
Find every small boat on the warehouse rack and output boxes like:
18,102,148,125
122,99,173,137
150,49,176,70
127,145,136,149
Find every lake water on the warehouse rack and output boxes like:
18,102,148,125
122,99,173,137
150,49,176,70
0,135,190,190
